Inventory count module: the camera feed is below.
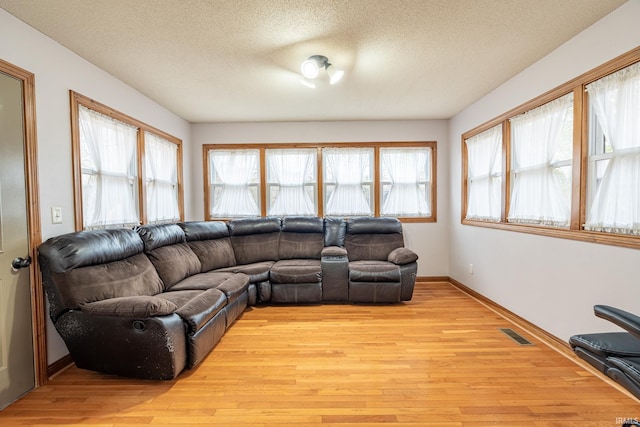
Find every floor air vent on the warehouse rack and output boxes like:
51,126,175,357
499,328,534,346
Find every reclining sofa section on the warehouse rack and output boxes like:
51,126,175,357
38,216,418,380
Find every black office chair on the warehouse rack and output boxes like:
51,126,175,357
570,305,640,401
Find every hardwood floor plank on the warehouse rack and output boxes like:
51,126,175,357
0,282,637,426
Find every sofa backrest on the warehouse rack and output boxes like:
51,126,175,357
38,228,163,319
344,217,405,261
227,217,281,264
324,217,346,247
278,216,324,260
136,223,201,289
178,221,237,272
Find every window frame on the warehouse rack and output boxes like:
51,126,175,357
379,146,433,218
506,92,574,228
203,141,437,223
464,124,504,222
144,131,182,224
70,91,184,230
266,147,318,217
461,46,640,250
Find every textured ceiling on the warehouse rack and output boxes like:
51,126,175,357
0,0,628,123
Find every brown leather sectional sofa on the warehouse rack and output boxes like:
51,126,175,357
38,216,418,380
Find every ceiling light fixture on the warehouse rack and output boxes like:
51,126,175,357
300,55,344,88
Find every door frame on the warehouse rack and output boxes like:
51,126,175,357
0,58,46,387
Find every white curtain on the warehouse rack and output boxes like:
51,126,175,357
465,125,502,221
267,149,316,216
209,149,260,217
145,132,179,223
79,106,139,229
380,147,430,216
324,148,372,216
585,62,640,235
508,93,573,226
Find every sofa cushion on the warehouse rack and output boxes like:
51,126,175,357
160,289,227,335
345,233,405,262
346,216,402,234
170,271,236,291
230,233,280,265
277,216,324,259
188,239,236,272
278,232,324,260
60,253,164,307
214,273,250,303
38,228,144,273
179,221,237,271
169,272,249,304
345,217,405,261
136,223,186,252
179,220,229,241
228,217,281,236
146,243,202,289
216,261,274,283
324,217,346,247
348,260,401,282
228,217,281,264
81,295,178,317
270,259,321,284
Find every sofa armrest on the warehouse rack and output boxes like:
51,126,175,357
81,296,178,318
321,246,348,301
322,246,348,257
595,305,640,340
388,247,418,265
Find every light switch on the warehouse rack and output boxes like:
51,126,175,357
51,206,63,224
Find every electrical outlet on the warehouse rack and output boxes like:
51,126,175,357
51,206,63,224
469,264,474,275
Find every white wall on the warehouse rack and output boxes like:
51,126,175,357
0,9,193,363
192,120,450,277
449,0,640,342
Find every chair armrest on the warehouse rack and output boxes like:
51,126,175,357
81,296,178,318
595,305,640,340
388,247,418,265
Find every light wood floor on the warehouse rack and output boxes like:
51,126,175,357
2,282,638,426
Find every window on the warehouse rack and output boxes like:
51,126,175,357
208,149,260,218
584,62,640,235
380,146,432,217
323,148,373,216
266,148,317,216
204,142,436,222
71,91,183,230
78,105,139,229
462,47,640,249
508,93,573,227
145,132,180,224
464,125,503,222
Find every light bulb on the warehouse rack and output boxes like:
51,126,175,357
328,68,344,85
301,59,319,79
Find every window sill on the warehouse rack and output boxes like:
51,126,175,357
461,218,640,250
